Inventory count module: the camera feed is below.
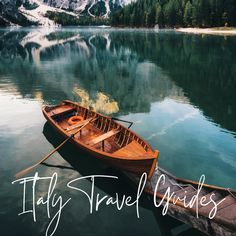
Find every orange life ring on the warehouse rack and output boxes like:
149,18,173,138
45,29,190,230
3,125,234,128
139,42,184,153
68,116,84,125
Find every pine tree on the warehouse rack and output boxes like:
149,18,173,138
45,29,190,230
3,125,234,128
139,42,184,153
184,1,192,26
155,3,164,26
110,0,236,28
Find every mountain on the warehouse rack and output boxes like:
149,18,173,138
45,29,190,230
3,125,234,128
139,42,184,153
0,0,132,26
0,0,32,26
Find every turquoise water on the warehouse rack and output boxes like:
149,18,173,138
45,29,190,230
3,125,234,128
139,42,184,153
0,27,235,236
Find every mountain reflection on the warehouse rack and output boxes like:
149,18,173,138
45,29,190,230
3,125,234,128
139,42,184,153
0,28,235,134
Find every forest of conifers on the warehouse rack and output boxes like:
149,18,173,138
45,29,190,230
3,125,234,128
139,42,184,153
111,0,236,28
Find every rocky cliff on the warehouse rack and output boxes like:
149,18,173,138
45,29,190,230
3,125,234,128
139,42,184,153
0,0,31,26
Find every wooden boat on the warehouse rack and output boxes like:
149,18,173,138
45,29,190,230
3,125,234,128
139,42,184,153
126,167,236,236
42,100,159,178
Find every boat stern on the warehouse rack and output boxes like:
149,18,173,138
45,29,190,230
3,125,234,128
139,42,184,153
148,150,159,179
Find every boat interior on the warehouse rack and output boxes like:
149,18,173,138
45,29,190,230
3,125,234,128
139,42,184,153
45,103,154,157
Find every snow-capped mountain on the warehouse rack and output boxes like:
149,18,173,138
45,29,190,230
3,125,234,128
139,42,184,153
41,0,130,16
0,0,133,26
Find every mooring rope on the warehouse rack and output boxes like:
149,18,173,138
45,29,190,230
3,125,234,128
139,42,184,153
168,179,197,191
153,167,197,192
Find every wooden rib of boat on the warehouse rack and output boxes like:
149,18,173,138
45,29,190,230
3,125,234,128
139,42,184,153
125,167,236,236
42,100,159,179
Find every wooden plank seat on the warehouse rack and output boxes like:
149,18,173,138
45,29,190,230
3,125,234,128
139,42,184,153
65,118,92,131
113,140,148,157
50,106,75,117
86,129,120,147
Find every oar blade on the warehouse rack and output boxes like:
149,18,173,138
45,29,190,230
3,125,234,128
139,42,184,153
15,165,36,179
14,117,93,179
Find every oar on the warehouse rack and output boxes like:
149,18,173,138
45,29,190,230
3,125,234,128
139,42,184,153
15,119,92,179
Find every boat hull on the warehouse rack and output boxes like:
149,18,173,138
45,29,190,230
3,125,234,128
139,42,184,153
42,101,158,178
125,167,236,236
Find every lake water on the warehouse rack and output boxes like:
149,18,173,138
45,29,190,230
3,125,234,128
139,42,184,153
0,27,236,236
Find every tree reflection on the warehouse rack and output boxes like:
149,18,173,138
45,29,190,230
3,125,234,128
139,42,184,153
0,28,235,134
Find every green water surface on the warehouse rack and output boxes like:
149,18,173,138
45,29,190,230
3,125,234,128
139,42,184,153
0,27,235,236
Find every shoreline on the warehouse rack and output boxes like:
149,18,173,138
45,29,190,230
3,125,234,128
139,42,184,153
176,27,236,35
1,25,236,36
